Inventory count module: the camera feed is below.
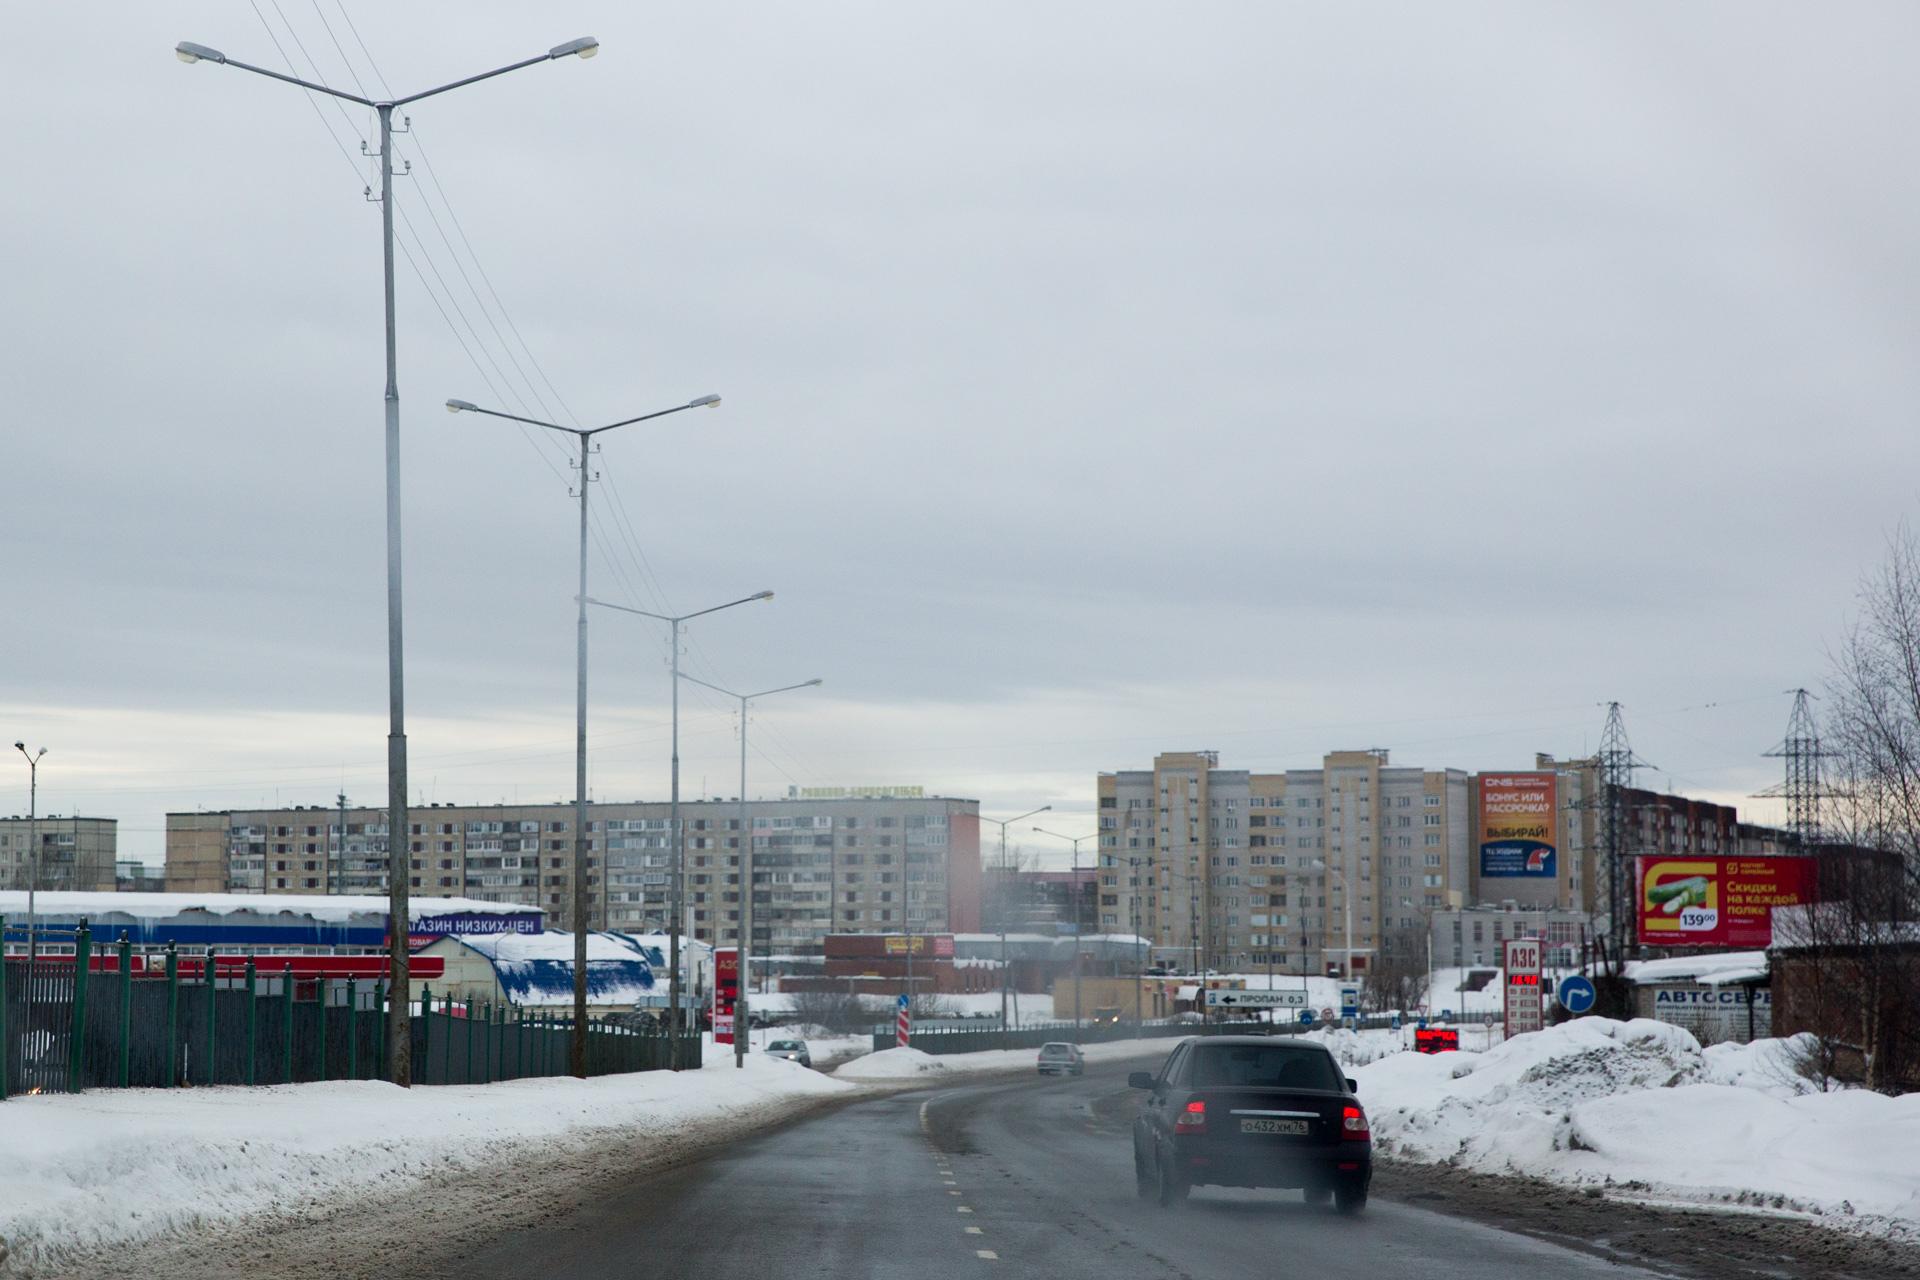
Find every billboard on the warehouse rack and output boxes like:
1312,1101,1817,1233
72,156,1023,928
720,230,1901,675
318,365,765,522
1478,772,1557,878
1635,856,1816,948
882,934,954,957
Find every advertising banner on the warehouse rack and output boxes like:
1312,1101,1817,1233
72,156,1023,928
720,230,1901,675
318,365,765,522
1636,856,1815,948
883,934,955,957
1478,773,1557,878
713,947,739,1046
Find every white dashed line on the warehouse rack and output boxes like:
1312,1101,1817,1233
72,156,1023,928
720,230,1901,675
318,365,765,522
957,1206,973,1214
919,1101,932,1135
976,1250,999,1260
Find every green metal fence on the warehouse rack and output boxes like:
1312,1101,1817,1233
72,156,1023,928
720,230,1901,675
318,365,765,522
1,919,697,1099
872,1013,1406,1055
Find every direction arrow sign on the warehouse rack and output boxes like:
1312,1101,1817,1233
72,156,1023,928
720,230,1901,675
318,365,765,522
1557,974,1597,1015
1205,989,1309,1009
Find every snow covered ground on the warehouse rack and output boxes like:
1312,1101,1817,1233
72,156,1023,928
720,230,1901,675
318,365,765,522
834,1038,1173,1082
1330,1017,1920,1236
0,1051,849,1274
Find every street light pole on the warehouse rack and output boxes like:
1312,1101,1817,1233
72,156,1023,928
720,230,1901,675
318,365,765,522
680,673,820,1069
13,743,44,971
449,395,719,1076
177,34,601,1088
1031,827,1093,1029
585,590,773,1064
983,806,1049,1040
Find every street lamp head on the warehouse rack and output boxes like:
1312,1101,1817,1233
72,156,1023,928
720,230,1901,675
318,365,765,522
805,678,823,687
753,590,774,601
445,399,478,413
12,742,22,752
549,36,600,60
689,394,721,408
175,41,226,65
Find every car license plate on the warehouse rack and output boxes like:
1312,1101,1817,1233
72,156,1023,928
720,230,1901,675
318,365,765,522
1240,1117,1310,1136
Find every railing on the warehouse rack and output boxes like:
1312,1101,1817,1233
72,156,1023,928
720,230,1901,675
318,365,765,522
871,1012,1408,1055
0,918,697,1098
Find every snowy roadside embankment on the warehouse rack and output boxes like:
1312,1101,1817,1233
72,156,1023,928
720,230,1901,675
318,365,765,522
835,1038,1172,1081
0,1053,850,1274
1342,1018,1920,1235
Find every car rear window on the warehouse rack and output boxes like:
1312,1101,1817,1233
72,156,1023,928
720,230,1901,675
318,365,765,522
1040,1044,1073,1057
1189,1044,1342,1091
770,1041,799,1051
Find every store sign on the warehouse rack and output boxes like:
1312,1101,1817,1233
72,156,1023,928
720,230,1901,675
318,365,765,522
1478,773,1557,878
409,910,541,937
1636,857,1815,948
882,934,955,957
713,947,739,1046
1503,937,1544,1036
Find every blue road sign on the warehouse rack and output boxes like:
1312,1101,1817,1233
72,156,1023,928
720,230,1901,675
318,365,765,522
1416,1018,1428,1030
1440,1008,1454,1021
1339,986,1360,1018
1299,1009,1314,1025
1558,975,1597,1015
1391,1015,1402,1031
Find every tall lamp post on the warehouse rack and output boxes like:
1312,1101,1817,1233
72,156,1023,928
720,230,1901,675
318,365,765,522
1031,827,1094,1029
176,34,600,1087
445,394,719,1076
679,672,821,1068
982,806,1049,1039
586,591,773,1063
1311,859,1353,981
13,743,44,973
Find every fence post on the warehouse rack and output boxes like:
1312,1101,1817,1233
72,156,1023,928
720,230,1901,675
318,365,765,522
464,997,475,1085
283,963,294,1084
315,975,328,1082
117,932,132,1089
373,978,386,1080
345,976,358,1080
419,983,432,1086
0,913,8,1100
203,946,216,1086
245,956,257,1087
165,943,179,1087
69,922,92,1093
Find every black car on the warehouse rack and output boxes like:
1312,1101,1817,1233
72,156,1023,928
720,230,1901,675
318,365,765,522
1129,1036,1372,1213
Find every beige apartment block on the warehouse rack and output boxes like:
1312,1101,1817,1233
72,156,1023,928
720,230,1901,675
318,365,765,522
0,816,118,893
165,791,982,956
1097,750,1471,978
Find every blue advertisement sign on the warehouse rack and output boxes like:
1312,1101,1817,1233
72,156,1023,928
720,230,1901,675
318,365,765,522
1478,773,1559,879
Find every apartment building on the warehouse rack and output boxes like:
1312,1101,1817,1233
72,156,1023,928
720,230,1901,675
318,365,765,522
1097,751,1471,977
0,816,117,893
164,790,981,956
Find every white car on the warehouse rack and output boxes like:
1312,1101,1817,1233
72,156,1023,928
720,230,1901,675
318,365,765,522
1037,1042,1085,1076
766,1039,812,1068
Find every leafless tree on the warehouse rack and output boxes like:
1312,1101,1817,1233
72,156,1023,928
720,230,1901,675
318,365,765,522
1366,925,1428,1015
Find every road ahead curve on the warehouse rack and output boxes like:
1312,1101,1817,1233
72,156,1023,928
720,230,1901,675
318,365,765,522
458,1058,1660,1280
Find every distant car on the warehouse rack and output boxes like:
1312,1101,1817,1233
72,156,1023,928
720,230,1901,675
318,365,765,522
766,1039,812,1068
1091,1006,1123,1026
1037,1042,1085,1076
1130,1036,1372,1214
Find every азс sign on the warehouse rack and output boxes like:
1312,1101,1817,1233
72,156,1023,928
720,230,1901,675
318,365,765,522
1503,937,1543,1036
1636,856,1815,948
1478,773,1557,878
713,947,739,1045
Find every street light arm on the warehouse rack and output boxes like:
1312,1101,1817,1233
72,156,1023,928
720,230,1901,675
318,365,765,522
391,52,560,107
592,395,720,434
990,805,1052,831
582,596,671,623
677,670,743,700
679,590,773,622
746,678,823,700
444,400,577,437
187,51,377,106
1031,826,1094,847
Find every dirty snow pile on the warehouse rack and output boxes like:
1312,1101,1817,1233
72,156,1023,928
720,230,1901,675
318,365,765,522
0,1050,848,1274
1346,1017,1920,1233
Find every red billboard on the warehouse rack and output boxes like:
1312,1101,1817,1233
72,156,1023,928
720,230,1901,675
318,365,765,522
713,947,739,1045
1636,856,1815,949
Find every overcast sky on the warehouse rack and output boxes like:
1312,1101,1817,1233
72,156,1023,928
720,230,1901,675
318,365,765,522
5,3,1918,867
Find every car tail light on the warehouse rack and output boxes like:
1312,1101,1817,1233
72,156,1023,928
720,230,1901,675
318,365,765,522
1342,1104,1369,1142
1174,1100,1207,1135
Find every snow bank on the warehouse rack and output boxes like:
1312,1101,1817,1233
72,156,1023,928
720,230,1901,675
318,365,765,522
0,1052,847,1272
1344,1017,1920,1233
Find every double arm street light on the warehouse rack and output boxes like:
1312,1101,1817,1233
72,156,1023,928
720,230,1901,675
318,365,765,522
983,806,1049,1040
446,395,720,1077
177,34,600,1087
678,673,821,1069
1031,827,1095,1029
14,744,45,1030
585,591,773,1063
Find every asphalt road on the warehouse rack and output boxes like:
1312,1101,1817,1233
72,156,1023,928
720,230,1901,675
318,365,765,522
456,1059,1665,1280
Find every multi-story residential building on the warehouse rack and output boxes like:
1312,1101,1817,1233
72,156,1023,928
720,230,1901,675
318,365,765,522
164,790,981,956
1097,751,1471,978
0,816,117,893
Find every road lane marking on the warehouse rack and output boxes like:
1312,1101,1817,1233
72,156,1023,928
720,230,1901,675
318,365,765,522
958,1206,973,1214
919,1101,932,1135
964,1227,983,1235
949,1190,962,1195
976,1250,999,1260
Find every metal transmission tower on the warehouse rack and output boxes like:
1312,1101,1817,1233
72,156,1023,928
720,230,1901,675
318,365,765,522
1597,702,1653,961
1756,689,1831,851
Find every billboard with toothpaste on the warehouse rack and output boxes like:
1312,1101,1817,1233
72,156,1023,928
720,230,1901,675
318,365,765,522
1635,855,1815,948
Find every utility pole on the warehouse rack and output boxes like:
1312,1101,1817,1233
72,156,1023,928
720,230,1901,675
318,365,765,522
1758,688,1833,851
1597,702,1652,965
987,807,1049,1040
335,791,348,896
14,745,45,1021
